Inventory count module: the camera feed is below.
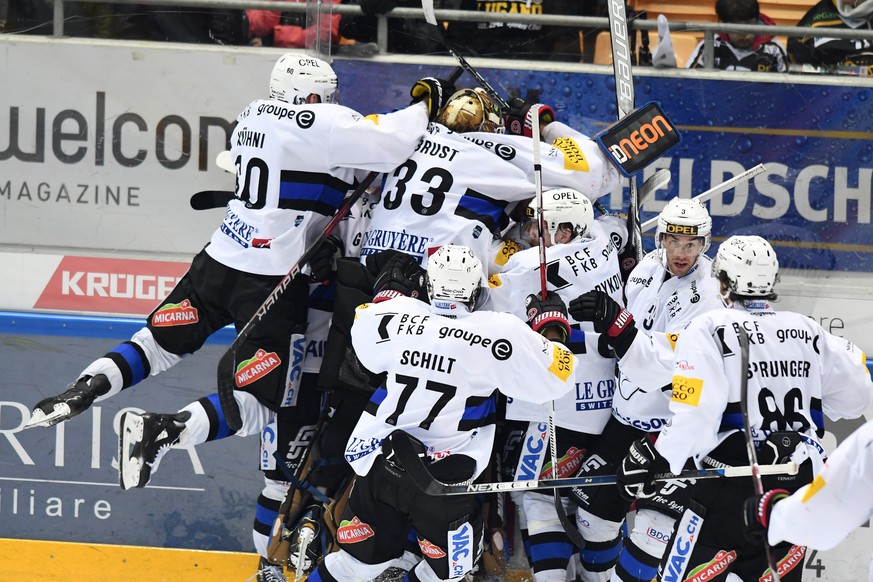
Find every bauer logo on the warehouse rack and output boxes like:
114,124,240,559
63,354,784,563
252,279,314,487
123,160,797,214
595,102,681,177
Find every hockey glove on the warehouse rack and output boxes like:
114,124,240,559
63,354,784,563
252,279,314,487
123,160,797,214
308,235,344,283
616,437,662,502
372,252,427,302
503,97,556,138
411,77,457,122
568,290,637,358
525,291,571,344
359,0,396,15
743,489,790,543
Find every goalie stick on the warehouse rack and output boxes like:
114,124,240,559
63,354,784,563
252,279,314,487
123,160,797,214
606,0,644,272
738,324,782,581
640,164,766,232
216,171,378,431
390,431,799,495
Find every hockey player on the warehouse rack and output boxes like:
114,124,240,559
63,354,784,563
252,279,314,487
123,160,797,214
569,198,723,582
616,235,873,582
485,189,626,582
745,417,873,552
23,52,444,581
308,244,577,582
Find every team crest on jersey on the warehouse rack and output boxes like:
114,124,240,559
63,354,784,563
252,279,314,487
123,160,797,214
235,349,281,387
686,550,737,582
418,538,447,559
152,299,199,327
758,545,805,582
337,517,375,543
539,446,585,479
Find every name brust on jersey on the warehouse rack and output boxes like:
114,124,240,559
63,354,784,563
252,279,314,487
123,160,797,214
414,137,460,161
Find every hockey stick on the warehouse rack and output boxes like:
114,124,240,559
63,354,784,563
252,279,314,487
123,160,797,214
606,0,643,270
190,190,235,210
420,0,509,111
640,164,766,232
737,325,782,581
216,171,379,431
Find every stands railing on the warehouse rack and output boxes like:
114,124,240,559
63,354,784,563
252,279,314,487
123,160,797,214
45,0,873,71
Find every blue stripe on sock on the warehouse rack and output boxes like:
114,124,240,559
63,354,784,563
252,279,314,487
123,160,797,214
532,540,574,561
206,393,233,440
581,539,621,566
111,342,147,384
618,548,659,581
255,503,279,528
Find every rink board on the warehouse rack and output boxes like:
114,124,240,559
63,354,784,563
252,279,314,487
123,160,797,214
1,311,872,580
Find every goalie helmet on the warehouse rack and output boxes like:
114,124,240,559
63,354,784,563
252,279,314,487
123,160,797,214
528,188,594,243
426,244,483,310
712,235,779,297
436,88,504,134
269,53,338,105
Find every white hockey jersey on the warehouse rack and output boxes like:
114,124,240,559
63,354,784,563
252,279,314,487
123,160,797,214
206,100,428,275
656,301,873,475
486,218,626,434
359,121,621,270
345,296,576,480
768,418,873,551
612,252,722,431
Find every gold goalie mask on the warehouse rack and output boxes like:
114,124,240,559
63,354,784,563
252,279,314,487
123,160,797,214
436,88,505,134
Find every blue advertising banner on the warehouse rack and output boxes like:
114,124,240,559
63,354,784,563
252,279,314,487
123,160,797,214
335,61,873,273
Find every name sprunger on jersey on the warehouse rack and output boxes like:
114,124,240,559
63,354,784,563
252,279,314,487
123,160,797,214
401,350,456,373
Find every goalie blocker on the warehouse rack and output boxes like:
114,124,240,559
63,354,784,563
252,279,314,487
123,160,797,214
595,102,681,177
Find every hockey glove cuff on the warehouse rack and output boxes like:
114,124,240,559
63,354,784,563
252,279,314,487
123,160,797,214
308,235,344,284
525,291,571,344
411,77,456,122
743,488,790,543
568,290,637,358
503,97,557,138
616,437,662,502
373,253,428,302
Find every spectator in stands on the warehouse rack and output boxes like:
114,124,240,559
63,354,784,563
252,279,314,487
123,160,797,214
444,0,585,61
687,0,788,70
788,0,873,71
341,0,445,54
247,0,340,48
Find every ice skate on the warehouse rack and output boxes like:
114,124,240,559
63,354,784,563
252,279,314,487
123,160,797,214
119,411,189,490
257,556,288,582
288,505,323,579
24,374,111,429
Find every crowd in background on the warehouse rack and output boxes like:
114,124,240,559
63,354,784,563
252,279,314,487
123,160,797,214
0,0,870,73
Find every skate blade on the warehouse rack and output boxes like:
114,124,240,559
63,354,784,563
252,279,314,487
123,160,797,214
23,404,72,429
119,413,145,490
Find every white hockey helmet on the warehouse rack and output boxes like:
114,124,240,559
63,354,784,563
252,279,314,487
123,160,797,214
436,88,504,134
426,244,483,310
528,188,594,243
712,235,779,297
269,53,338,105
656,198,712,252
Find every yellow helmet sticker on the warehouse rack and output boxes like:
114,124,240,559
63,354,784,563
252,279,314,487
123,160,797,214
671,375,703,406
549,345,575,382
494,240,521,267
553,137,590,172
